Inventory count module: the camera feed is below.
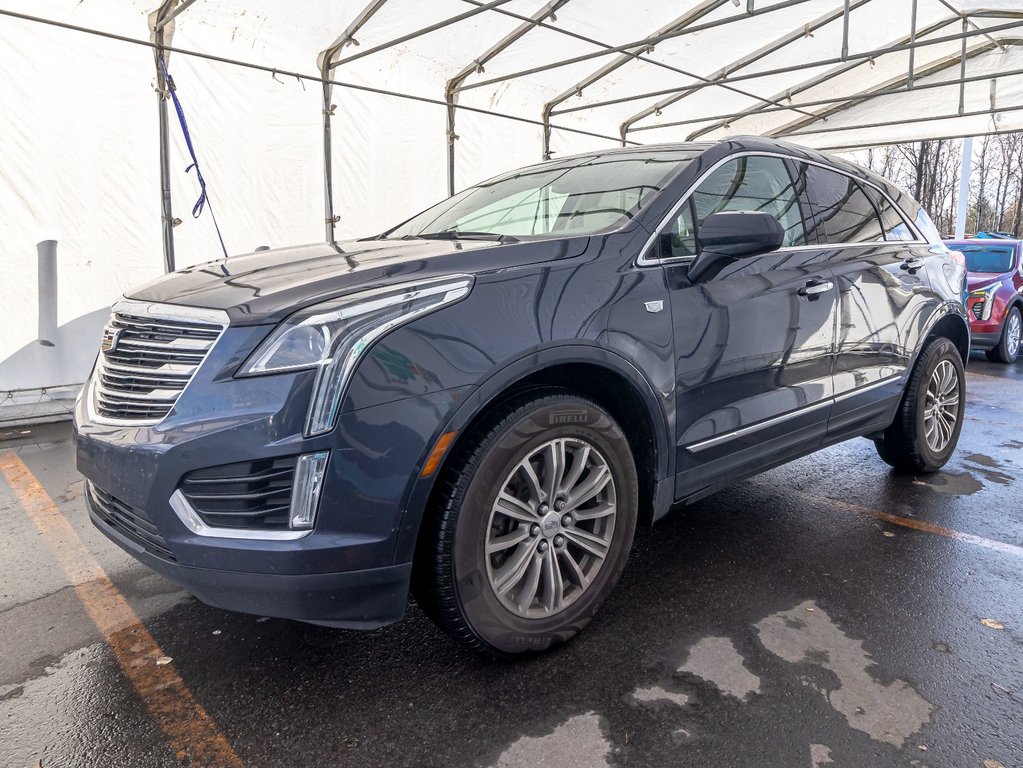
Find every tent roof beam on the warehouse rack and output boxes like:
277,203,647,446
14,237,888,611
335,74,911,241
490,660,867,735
456,0,818,93
586,15,1023,135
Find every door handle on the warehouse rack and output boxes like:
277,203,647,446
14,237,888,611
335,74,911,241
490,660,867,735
901,258,925,272
798,280,833,300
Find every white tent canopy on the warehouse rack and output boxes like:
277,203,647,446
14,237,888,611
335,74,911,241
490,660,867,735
2,0,1022,421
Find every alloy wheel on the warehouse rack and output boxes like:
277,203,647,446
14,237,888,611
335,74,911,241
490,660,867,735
484,437,617,618
923,359,960,453
1007,311,1021,357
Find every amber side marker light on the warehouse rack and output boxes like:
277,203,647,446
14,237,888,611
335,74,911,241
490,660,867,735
421,431,458,477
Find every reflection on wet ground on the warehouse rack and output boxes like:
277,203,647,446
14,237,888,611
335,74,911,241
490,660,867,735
1,354,1021,767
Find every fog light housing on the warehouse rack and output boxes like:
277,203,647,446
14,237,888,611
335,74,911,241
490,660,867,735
289,451,329,530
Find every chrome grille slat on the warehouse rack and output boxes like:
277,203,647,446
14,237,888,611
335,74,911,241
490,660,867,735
92,304,225,424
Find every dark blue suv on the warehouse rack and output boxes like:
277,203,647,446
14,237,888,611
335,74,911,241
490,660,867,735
74,137,969,655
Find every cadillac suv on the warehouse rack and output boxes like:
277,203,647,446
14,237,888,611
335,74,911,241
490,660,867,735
945,238,1023,363
74,137,969,655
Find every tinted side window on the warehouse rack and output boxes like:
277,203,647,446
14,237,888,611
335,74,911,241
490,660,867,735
863,186,916,241
805,166,885,243
664,156,807,258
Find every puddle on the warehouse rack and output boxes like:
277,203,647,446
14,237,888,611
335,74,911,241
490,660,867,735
756,601,933,747
679,636,760,701
630,685,689,708
912,471,983,496
488,712,610,768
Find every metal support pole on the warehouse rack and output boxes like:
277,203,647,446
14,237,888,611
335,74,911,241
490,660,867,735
318,0,390,243
149,1,179,274
446,0,569,192
956,136,973,238
841,0,851,59
320,57,339,243
959,17,968,115
37,240,58,347
152,0,199,31
908,0,918,88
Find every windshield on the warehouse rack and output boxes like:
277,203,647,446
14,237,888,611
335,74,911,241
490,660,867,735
386,150,700,240
948,244,1017,273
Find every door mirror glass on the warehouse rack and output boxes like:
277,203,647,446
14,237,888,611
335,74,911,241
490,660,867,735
688,211,784,281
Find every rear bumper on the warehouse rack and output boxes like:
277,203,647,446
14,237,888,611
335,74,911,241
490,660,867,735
88,495,411,628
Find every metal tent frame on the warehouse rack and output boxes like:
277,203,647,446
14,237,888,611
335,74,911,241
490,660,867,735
28,0,1021,271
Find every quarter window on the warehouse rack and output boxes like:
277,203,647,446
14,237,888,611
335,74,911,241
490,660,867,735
863,186,916,241
804,166,885,244
663,156,807,259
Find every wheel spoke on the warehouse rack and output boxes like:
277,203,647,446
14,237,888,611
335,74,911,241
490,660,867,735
560,444,590,496
516,552,543,613
571,501,617,521
494,538,540,595
486,525,530,555
519,460,545,504
540,548,564,613
543,439,567,502
565,465,611,513
494,492,539,524
563,527,610,560
558,548,590,590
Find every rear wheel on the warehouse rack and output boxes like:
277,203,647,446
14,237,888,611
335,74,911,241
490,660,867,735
986,306,1021,363
413,392,638,655
874,337,964,473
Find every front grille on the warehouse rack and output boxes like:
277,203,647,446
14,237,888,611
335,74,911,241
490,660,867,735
92,309,224,423
180,456,298,529
87,482,175,561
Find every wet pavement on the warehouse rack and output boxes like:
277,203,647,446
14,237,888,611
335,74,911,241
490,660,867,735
1,356,1021,768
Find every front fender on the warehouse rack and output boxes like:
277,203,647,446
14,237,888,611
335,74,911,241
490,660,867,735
389,342,672,564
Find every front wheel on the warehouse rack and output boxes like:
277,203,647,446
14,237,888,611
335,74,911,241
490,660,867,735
413,392,638,655
874,337,965,473
986,306,1021,363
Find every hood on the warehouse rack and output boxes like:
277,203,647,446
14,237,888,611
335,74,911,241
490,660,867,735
126,236,588,325
966,273,1007,292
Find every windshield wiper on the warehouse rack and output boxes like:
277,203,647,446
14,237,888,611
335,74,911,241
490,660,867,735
402,230,520,244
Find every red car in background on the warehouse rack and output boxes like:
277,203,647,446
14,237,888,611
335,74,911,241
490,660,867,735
945,239,1023,362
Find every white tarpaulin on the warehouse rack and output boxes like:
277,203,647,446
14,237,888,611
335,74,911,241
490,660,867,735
2,0,1022,421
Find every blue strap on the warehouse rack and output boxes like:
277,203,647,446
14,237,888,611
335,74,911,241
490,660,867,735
159,57,229,260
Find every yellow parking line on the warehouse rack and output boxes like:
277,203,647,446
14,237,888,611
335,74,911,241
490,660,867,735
806,492,1023,558
0,451,243,768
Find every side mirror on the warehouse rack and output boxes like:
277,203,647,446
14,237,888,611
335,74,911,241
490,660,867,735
687,211,784,281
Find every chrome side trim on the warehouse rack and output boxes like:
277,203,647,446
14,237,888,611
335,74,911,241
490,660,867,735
684,375,903,454
169,490,312,541
832,375,902,403
685,399,832,454
637,150,925,267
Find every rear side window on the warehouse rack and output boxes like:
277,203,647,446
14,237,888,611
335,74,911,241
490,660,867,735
804,165,885,244
863,186,916,241
662,155,807,259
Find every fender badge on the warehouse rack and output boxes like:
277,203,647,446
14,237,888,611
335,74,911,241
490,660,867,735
644,300,664,313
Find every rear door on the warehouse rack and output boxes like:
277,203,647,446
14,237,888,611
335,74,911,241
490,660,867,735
799,163,932,436
656,154,837,499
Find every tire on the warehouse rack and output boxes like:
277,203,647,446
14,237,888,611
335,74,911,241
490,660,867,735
874,336,965,473
413,391,638,656
986,306,1021,363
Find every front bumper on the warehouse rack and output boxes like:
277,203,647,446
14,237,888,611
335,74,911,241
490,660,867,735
88,491,411,628
74,330,471,626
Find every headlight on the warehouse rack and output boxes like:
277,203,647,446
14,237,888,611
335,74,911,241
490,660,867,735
239,275,473,435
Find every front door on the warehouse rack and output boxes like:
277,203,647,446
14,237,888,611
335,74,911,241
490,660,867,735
656,154,837,500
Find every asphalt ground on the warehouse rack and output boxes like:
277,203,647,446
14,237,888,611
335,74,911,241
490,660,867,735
1,355,1021,768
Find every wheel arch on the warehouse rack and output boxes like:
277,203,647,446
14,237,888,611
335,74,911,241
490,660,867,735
920,305,971,364
392,344,673,565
